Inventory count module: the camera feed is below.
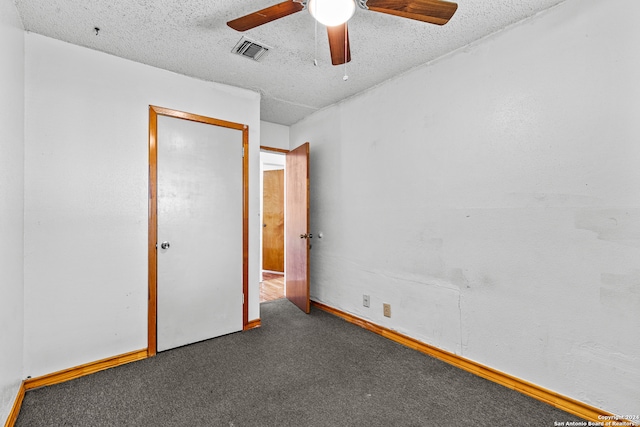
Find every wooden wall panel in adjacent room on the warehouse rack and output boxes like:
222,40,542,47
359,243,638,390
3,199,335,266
263,169,284,272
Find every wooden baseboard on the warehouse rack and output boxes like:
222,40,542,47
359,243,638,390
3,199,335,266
244,318,261,330
311,301,619,424
23,349,148,391
4,382,25,427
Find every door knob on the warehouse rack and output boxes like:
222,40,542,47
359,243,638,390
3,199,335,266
160,241,170,249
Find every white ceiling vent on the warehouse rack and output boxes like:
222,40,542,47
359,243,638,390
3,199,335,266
232,37,271,61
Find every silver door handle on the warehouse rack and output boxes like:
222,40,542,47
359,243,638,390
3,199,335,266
160,241,170,249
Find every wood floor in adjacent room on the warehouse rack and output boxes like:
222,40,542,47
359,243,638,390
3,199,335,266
260,272,284,302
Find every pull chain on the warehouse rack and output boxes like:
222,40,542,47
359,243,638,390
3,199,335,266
313,3,318,66
343,23,348,81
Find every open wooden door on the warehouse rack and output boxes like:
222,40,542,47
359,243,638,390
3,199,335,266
285,143,310,313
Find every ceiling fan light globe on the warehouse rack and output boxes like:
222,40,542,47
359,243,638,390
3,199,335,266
308,0,356,27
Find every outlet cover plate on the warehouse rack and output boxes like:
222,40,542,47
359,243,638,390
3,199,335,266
363,295,370,308
383,303,391,317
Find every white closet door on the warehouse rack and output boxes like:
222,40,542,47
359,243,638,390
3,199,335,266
157,115,243,352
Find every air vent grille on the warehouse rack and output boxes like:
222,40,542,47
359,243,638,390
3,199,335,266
232,37,271,61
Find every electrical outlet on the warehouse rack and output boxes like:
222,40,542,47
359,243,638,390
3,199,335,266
363,295,370,308
383,303,391,318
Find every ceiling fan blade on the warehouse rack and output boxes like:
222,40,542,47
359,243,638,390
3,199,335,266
365,0,457,25
227,1,304,32
327,23,351,66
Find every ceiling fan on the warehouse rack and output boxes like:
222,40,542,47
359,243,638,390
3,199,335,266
227,0,458,66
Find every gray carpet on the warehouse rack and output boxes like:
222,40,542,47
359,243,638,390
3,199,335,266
17,299,583,426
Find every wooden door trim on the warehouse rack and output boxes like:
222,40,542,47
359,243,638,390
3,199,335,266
260,145,290,154
148,105,249,357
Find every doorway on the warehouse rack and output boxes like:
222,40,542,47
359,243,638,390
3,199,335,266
259,143,310,313
260,148,286,302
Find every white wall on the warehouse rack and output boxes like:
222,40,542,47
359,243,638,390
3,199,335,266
258,121,288,278
24,34,261,378
260,120,290,151
291,0,640,416
0,0,24,423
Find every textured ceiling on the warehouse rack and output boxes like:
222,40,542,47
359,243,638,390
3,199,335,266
14,0,566,125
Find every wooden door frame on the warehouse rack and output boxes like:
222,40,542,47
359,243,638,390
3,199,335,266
148,105,249,357
260,146,289,154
